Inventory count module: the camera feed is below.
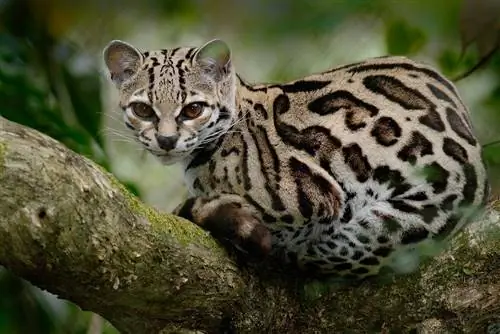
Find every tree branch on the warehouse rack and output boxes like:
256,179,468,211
1,116,500,333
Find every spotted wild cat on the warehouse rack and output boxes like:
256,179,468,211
103,39,489,278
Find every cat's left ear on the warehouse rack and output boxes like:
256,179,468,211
194,39,231,81
103,40,143,87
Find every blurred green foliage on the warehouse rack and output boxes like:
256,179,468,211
0,0,107,167
0,0,499,333
0,271,117,334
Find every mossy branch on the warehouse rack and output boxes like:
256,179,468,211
1,116,500,334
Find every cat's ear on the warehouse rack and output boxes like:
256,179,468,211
103,40,143,86
194,39,231,81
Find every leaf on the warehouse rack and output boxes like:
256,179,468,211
385,20,427,55
437,48,478,77
455,0,500,80
482,143,500,166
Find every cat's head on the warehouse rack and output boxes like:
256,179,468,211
103,39,236,164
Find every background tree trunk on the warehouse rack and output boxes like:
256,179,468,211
1,116,500,334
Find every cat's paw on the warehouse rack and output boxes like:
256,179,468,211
205,203,272,258
173,198,271,258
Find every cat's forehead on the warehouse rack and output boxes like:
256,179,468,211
128,47,198,104
142,47,197,71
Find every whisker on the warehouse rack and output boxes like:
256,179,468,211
110,140,138,146
102,129,135,141
98,110,126,124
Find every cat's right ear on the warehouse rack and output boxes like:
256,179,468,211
103,40,143,87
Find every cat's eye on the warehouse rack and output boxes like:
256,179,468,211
130,102,156,120
180,103,204,119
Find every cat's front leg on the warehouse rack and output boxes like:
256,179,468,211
173,194,272,257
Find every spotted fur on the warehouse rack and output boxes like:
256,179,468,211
104,39,489,278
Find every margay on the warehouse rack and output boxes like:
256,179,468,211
103,39,489,278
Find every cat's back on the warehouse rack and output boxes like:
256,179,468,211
261,55,486,205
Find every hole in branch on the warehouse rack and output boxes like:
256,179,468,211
38,207,47,219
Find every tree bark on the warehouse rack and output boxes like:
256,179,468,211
1,116,500,334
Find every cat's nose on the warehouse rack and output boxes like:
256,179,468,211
156,134,179,151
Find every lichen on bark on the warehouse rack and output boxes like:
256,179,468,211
0,141,6,175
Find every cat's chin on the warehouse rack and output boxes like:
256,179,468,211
153,155,186,165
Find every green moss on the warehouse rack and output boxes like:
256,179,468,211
106,172,223,253
0,141,6,176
